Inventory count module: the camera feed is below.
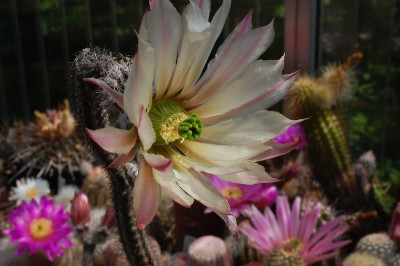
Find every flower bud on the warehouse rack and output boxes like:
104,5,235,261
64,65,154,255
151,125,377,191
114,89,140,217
258,186,279,206
70,192,91,227
389,202,400,245
101,205,115,229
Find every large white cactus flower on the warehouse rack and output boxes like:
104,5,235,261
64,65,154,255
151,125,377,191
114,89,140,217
85,0,300,233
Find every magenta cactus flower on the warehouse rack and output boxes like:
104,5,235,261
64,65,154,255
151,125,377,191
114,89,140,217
241,196,350,265
273,124,307,150
208,174,278,217
3,196,73,261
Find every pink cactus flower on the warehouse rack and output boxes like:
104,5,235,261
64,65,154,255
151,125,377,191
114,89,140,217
84,0,301,233
3,196,73,261
274,124,307,150
241,196,350,264
208,174,278,217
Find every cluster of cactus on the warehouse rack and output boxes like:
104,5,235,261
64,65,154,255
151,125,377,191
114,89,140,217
285,53,366,211
3,99,89,188
343,232,400,266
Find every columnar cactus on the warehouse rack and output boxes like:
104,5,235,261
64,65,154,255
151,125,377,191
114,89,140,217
284,53,365,211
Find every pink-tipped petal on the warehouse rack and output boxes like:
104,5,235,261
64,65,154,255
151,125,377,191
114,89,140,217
149,0,155,9
145,0,181,99
133,158,161,230
185,18,274,105
177,168,231,215
190,56,284,119
83,78,124,109
217,161,279,185
250,141,300,162
143,152,172,172
214,211,238,236
138,105,156,151
194,0,211,19
165,2,212,98
202,69,300,125
86,127,137,155
124,19,154,126
108,148,137,168
168,0,231,98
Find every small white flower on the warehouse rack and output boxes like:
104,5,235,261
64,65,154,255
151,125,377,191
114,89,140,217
10,177,50,204
54,185,79,210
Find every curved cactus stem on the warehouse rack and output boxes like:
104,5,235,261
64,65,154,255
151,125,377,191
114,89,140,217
70,48,156,265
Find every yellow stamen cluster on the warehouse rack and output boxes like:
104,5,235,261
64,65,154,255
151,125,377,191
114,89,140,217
26,188,39,199
221,186,243,200
149,100,204,146
160,113,188,145
281,238,303,253
29,218,53,240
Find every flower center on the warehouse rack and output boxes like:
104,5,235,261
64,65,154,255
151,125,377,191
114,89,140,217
221,186,243,200
281,238,303,253
149,100,203,145
26,187,39,199
29,218,53,240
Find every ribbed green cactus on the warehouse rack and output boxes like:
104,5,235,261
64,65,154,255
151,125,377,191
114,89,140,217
285,53,366,211
264,248,305,266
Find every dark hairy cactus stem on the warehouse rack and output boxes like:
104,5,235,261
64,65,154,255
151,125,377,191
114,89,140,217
70,48,156,265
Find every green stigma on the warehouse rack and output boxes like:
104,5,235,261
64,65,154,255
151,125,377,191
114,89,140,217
178,114,203,140
148,100,203,145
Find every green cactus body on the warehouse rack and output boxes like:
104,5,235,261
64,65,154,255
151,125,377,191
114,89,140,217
264,248,305,266
355,233,396,264
286,60,366,211
304,105,364,210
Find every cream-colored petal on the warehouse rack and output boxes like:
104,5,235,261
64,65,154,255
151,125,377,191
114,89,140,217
124,19,154,126
217,161,279,185
146,0,181,99
191,56,284,118
184,10,252,101
176,168,231,214
185,19,274,105
250,141,299,162
213,211,238,236
177,140,264,162
168,146,250,177
85,127,137,154
133,157,161,230
202,69,299,125
165,3,212,98
83,78,124,109
138,106,156,151
167,0,231,99
153,170,194,207
201,110,300,145
194,0,211,19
